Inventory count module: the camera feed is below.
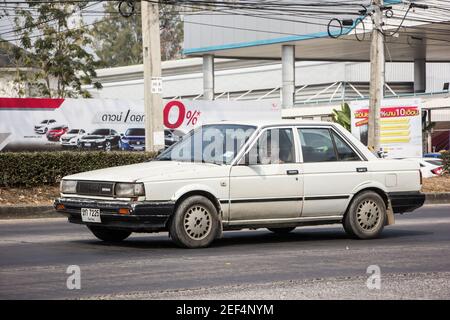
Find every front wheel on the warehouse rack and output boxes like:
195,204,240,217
88,226,131,242
104,141,112,151
343,191,386,239
169,196,220,248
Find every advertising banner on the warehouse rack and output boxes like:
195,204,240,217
350,98,422,158
0,98,281,151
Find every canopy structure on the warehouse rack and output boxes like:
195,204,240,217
183,0,450,106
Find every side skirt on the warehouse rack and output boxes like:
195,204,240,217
223,215,343,230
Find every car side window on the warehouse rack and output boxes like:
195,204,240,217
331,131,361,161
247,128,295,165
298,128,337,162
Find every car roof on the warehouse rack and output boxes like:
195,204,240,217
203,119,332,128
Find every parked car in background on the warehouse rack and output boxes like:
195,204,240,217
165,129,185,148
402,158,443,178
120,128,145,151
34,119,57,134
55,120,425,248
60,129,86,149
46,125,68,142
79,128,121,151
423,152,442,159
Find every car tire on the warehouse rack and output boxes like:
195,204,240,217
169,195,220,248
343,191,386,239
105,141,112,151
88,226,131,242
267,227,295,234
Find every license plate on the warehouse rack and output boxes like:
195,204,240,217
84,142,91,147
81,208,101,223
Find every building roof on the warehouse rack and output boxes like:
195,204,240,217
183,0,450,62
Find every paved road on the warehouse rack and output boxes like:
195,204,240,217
1,205,450,300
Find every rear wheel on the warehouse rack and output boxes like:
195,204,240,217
88,226,131,242
343,191,386,239
169,196,220,248
267,227,295,234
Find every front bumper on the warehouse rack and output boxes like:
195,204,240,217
80,141,105,149
120,141,145,151
54,197,174,231
388,191,426,213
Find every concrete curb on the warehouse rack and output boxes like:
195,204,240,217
0,192,449,219
0,205,59,219
424,193,450,204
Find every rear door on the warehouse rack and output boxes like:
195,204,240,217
298,126,369,217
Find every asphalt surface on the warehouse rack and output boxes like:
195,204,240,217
1,205,450,300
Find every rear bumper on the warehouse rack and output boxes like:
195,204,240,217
54,197,174,232
388,191,426,213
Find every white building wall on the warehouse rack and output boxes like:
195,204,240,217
427,63,450,93
86,59,450,100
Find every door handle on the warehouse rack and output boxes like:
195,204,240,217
286,170,299,175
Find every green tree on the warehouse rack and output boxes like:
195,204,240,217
332,102,352,132
90,1,183,68
10,1,102,98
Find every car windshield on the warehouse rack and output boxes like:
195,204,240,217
91,129,110,135
40,120,48,124
51,126,65,130
156,124,256,165
68,129,79,134
125,128,145,136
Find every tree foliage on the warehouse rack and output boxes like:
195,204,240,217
332,102,352,132
9,1,102,98
90,1,183,68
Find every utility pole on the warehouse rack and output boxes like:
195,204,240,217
142,0,164,152
368,0,385,152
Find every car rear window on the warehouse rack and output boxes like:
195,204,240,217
91,129,110,135
424,159,442,166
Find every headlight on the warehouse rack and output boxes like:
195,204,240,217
115,183,145,197
61,180,77,194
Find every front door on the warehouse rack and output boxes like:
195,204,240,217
228,127,303,222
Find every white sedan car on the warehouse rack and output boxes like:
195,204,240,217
402,158,443,178
55,120,425,248
60,129,86,148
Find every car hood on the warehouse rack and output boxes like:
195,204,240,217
61,133,78,139
63,161,229,183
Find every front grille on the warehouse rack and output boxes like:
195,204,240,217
77,181,114,196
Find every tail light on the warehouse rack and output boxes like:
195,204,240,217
431,167,443,176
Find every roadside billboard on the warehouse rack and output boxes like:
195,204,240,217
0,98,281,151
350,98,423,158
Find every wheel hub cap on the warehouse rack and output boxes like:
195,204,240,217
356,200,380,230
184,205,212,240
